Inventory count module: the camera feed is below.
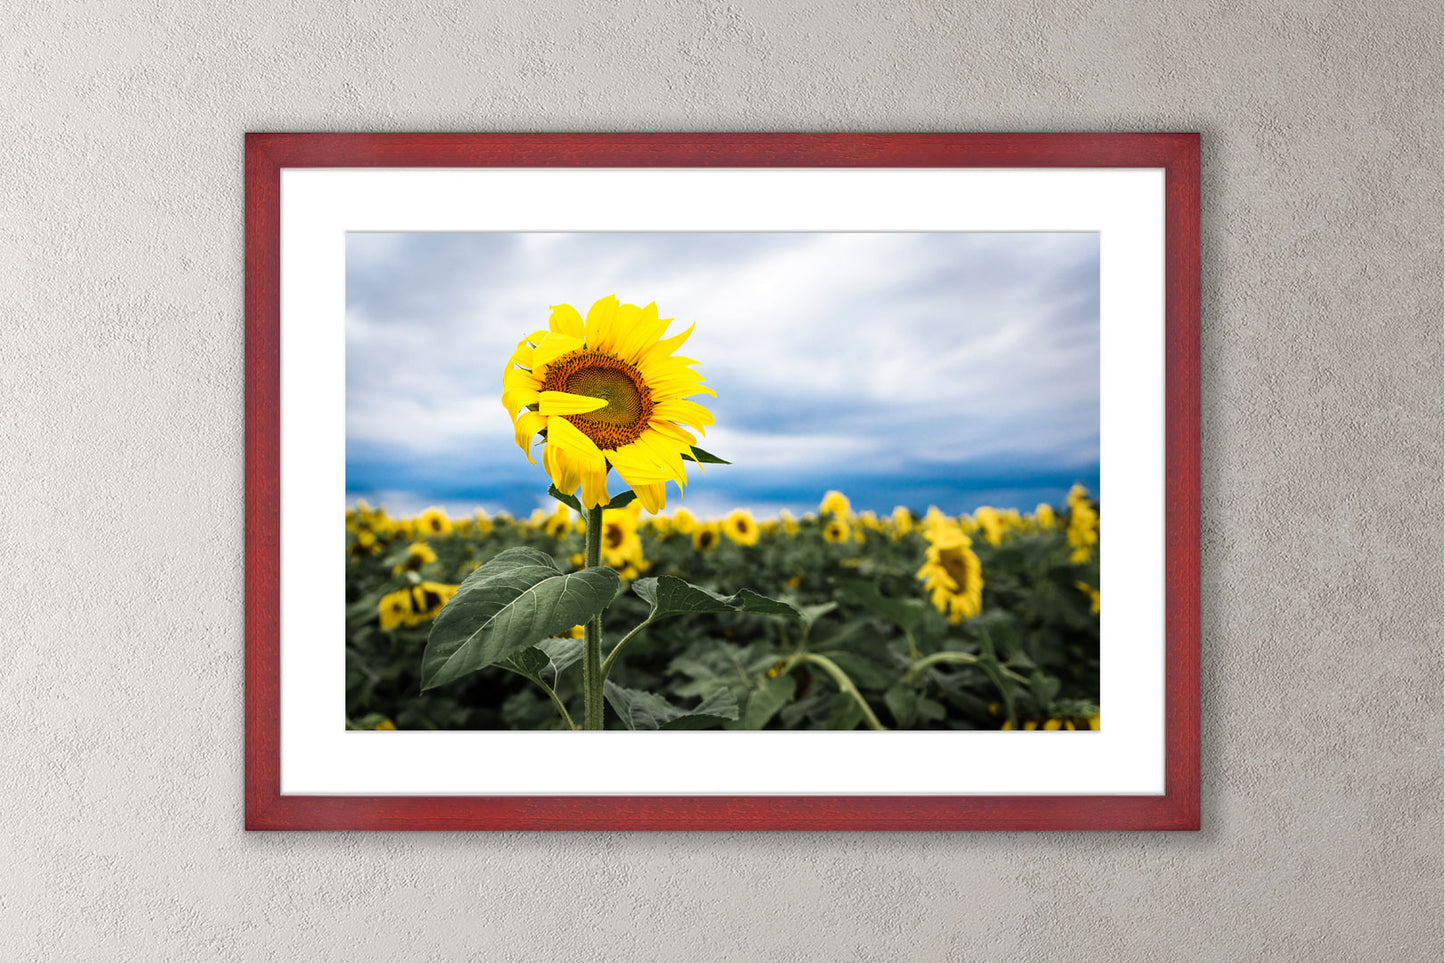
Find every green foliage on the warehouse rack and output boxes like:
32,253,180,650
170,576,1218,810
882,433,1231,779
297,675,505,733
420,547,618,691
345,497,1101,731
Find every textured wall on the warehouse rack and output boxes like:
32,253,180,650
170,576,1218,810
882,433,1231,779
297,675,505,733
1,0,1440,959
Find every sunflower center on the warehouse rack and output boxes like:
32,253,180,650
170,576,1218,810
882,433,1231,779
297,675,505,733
937,546,973,589
542,349,654,449
603,523,626,548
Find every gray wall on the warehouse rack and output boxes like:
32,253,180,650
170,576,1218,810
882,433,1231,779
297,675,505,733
2,1,1439,959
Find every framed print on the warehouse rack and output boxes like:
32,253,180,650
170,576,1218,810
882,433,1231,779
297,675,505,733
245,132,1199,830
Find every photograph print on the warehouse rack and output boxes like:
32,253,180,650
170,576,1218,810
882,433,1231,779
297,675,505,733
343,230,1102,733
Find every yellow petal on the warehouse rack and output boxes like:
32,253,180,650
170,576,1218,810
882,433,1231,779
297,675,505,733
502,385,540,418
646,419,697,447
544,413,604,460
653,399,715,433
633,482,667,513
579,459,610,508
531,333,585,373
584,295,620,351
506,339,535,370
538,391,608,415
548,303,584,338
642,322,694,362
513,410,546,463
544,442,583,495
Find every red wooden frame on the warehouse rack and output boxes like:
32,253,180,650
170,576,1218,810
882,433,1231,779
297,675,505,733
246,133,1199,830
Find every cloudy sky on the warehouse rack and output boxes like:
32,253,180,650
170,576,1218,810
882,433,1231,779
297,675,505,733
345,232,1099,519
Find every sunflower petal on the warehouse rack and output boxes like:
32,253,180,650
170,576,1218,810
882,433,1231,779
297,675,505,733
512,410,546,463
531,333,585,373
633,482,667,513
584,295,620,351
653,399,715,433
548,303,585,338
538,391,608,415
545,413,605,459
502,384,540,418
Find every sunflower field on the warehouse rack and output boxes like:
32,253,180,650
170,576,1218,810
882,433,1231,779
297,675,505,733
345,487,1101,732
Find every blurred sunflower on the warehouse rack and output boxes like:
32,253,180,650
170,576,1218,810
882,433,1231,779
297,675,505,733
822,519,851,544
916,523,983,623
693,522,721,552
543,504,574,539
598,505,645,569
670,508,698,535
416,506,452,537
392,541,437,574
1066,485,1099,563
1076,581,1101,615
819,490,852,518
1033,503,1056,530
502,295,714,513
721,508,760,546
379,581,460,630
972,506,1005,546
779,509,800,537
890,506,913,539
473,509,494,536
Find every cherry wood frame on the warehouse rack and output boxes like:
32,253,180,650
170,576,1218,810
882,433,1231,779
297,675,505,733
245,132,1199,831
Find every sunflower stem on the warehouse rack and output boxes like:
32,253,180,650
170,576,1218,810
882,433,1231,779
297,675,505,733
582,503,606,730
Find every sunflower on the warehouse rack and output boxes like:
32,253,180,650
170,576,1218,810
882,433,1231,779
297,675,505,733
1066,485,1099,563
543,504,574,539
972,506,1005,546
819,490,852,518
721,508,760,546
393,541,437,574
408,581,460,623
378,581,460,630
502,296,714,513
822,518,851,544
692,523,721,552
890,506,913,539
779,509,800,537
1076,580,1101,615
598,505,645,569
1033,503,1056,530
916,523,983,623
670,508,698,535
416,506,452,537
378,588,414,630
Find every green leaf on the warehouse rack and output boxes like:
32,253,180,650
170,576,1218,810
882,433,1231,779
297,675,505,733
503,635,585,680
546,485,582,512
681,446,730,465
836,578,926,632
884,684,918,727
603,681,740,730
631,576,803,625
604,490,636,510
421,551,618,690
741,673,797,730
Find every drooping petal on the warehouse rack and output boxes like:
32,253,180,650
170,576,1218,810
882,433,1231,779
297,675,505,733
579,457,610,508
633,482,667,513
538,391,608,416
512,410,547,463
544,413,605,460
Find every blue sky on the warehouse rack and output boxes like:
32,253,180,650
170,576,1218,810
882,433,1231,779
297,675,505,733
345,232,1099,519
